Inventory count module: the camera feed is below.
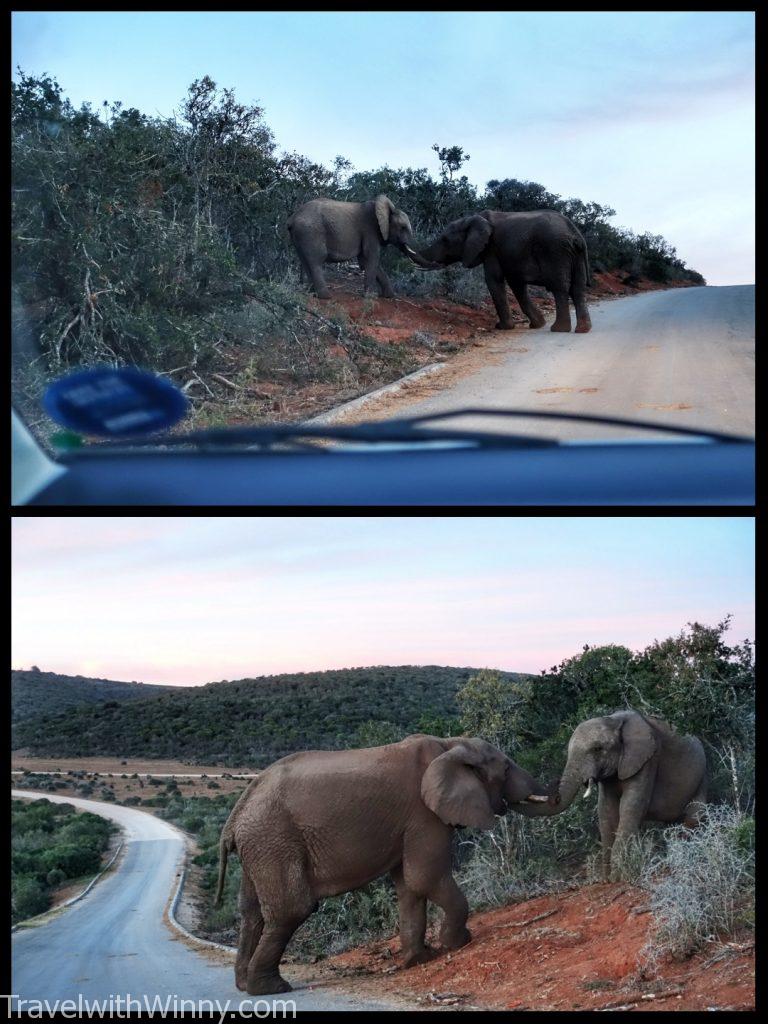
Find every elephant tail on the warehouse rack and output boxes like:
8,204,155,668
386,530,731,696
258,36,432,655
581,242,593,287
564,215,592,287
573,233,592,288
215,774,261,906
215,827,235,907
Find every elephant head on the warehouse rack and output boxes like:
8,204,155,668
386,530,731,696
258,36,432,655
410,213,494,270
554,711,658,806
374,195,420,256
420,737,549,830
511,711,660,820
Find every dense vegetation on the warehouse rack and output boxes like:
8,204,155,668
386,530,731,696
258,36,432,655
11,668,178,733
11,798,116,923
12,71,704,426
12,665,524,764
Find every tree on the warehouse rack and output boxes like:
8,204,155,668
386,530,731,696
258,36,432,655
456,670,527,754
628,617,754,749
432,144,470,182
354,720,405,747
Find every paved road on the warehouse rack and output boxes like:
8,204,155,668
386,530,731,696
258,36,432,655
336,285,755,442
11,791,399,1012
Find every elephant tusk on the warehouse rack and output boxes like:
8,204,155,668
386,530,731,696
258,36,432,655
403,246,442,271
583,778,595,799
526,794,549,803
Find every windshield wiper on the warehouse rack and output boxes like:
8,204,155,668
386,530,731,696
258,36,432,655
72,408,752,453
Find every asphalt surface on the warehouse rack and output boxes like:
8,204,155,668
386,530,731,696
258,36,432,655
11,791,400,1012
340,285,755,442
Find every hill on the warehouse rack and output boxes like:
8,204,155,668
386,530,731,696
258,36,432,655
11,668,179,732
11,665,529,766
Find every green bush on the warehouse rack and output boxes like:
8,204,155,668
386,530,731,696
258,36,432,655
11,800,115,923
45,867,67,887
13,875,50,920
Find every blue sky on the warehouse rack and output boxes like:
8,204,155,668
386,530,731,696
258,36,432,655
12,517,754,686
12,12,754,285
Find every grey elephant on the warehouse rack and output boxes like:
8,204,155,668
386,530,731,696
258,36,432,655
216,734,549,995
514,710,707,877
414,209,592,333
287,194,422,299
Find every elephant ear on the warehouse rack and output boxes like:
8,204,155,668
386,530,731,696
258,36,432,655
462,215,493,267
421,744,496,829
374,195,395,241
618,714,657,779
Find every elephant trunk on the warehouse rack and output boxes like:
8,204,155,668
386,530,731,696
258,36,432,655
402,245,444,271
506,775,563,817
554,759,592,811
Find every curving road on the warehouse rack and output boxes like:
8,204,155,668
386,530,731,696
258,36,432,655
329,285,755,442
11,792,400,1012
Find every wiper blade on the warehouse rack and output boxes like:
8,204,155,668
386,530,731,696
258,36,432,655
89,418,558,452
78,408,752,452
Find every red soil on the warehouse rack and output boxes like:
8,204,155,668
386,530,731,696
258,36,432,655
319,883,754,1011
320,270,693,348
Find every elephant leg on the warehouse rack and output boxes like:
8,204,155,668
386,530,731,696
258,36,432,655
570,284,591,334
611,785,653,879
597,785,620,881
245,861,317,995
235,873,264,992
391,865,433,967
359,248,382,297
483,255,512,329
307,261,331,300
429,874,471,951
570,250,592,333
510,281,546,329
683,779,708,828
296,252,311,287
245,916,311,995
550,287,572,332
376,265,395,299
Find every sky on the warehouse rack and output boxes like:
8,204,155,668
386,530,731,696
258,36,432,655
11,517,754,687
11,11,754,285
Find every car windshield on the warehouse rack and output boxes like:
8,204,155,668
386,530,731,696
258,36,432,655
11,12,755,455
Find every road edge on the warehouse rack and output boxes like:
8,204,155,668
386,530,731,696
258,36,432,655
166,863,236,953
305,361,447,426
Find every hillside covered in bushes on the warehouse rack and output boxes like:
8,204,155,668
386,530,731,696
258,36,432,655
12,72,705,430
11,668,177,730
11,665,527,765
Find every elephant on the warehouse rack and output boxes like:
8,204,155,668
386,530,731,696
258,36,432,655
287,194,423,299
411,209,592,333
215,733,549,995
514,710,707,878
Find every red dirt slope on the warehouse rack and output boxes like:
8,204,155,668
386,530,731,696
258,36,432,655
321,270,695,348
319,883,754,1011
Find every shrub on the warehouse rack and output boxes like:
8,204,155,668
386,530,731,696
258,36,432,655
289,879,399,959
641,805,755,962
13,875,49,921
45,867,67,887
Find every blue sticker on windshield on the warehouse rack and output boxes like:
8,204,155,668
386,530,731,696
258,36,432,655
43,366,189,438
